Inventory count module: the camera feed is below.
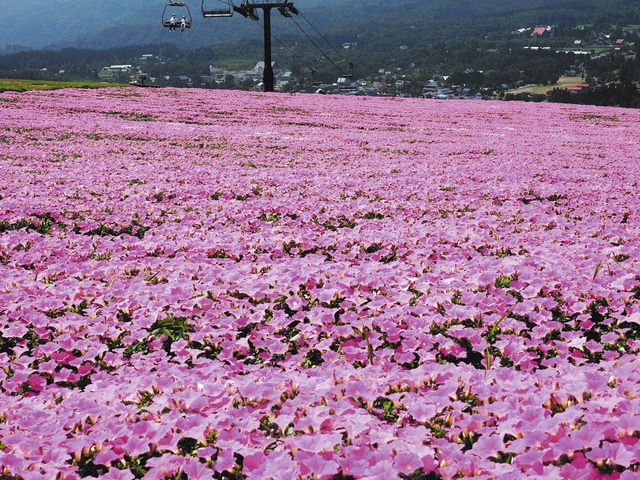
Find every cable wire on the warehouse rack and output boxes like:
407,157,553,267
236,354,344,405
252,18,317,76
296,10,356,73
288,16,351,77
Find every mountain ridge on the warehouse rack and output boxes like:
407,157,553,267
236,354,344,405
2,0,639,51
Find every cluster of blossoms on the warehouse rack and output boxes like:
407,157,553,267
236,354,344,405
0,87,639,479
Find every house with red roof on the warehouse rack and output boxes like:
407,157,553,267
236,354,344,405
531,27,547,37
567,84,590,93
615,38,625,45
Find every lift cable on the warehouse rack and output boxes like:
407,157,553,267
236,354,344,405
296,10,357,73
253,18,318,76
288,15,351,77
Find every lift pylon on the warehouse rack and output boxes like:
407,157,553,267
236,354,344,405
204,1,299,92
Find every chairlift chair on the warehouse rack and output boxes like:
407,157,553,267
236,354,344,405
277,0,298,17
202,0,234,18
163,2,192,29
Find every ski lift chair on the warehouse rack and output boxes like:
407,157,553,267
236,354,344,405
277,0,298,17
163,2,193,29
202,0,234,18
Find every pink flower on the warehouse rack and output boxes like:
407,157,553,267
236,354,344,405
394,452,421,474
102,469,135,480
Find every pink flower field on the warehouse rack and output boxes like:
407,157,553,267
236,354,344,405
1,88,640,480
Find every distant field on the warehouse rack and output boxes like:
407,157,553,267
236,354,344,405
507,75,585,95
215,58,256,71
0,78,128,92
567,46,624,53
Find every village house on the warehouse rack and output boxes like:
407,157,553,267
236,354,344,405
177,75,192,85
531,27,547,37
98,64,134,81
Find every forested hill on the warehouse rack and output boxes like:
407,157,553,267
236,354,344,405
2,0,640,52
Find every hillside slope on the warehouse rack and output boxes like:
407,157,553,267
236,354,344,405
1,87,640,478
0,0,348,50
3,0,640,50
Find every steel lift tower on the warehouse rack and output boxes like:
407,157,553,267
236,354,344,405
201,0,299,92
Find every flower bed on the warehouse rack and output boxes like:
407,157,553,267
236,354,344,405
0,88,639,479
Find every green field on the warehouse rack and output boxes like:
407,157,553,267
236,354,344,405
507,76,585,95
0,78,128,93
